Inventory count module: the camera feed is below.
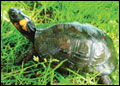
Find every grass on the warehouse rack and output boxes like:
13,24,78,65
1,1,119,85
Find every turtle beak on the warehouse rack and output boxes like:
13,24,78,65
8,7,18,21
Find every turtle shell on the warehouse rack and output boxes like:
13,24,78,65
34,22,117,76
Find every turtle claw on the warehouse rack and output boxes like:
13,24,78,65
14,55,33,65
14,60,23,65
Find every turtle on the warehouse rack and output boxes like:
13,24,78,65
8,7,117,85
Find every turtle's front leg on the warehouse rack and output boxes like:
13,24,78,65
98,75,113,85
14,49,33,65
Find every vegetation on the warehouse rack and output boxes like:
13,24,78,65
1,1,119,85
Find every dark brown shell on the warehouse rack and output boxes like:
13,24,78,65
34,22,117,76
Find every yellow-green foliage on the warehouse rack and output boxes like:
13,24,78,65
1,1,119,85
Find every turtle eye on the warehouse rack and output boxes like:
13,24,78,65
10,10,17,18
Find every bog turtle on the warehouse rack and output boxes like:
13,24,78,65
8,7,117,85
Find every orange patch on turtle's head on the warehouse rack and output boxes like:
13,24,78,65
13,18,28,32
19,18,28,31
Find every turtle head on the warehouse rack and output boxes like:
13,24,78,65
8,7,36,42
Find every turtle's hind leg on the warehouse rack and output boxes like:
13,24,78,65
98,75,113,85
